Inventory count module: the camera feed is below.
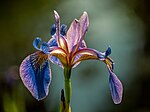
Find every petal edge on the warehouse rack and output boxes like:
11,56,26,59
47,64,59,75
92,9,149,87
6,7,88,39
33,37,42,50
108,67,123,104
20,52,51,100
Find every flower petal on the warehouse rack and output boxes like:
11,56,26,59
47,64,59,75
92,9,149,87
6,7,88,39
60,24,67,36
67,12,89,53
108,67,123,104
50,24,56,35
54,10,60,24
50,24,67,36
105,46,111,57
40,42,50,54
54,10,61,47
33,37,42,50
48,36,68,67
48,36,58,47
71,40,87,68
79,40,87,48
72,48,105,67
19,51,51,100
104,57,114,70
49,47,67,67
47,37,63,67
53,11,68,51
79,11,89,41
49,56,63,68
67,19,80,52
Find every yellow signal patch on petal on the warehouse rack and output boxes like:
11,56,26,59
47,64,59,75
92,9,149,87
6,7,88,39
72,54,98,66
49,48,67,67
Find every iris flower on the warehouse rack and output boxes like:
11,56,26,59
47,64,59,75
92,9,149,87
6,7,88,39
20,11,123,111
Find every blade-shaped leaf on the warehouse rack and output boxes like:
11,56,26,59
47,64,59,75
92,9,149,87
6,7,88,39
20,51,51,100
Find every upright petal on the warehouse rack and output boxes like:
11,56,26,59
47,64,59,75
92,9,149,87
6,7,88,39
50,24,67,36
54,10,61,47
20,51,51,100
60,24,67,36
50,24,56,35
108,67,123,104
67,19,80,52
105,46,111,57
79,11,89,41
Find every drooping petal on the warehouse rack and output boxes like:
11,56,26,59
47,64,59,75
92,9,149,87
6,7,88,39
33,37,42,50
67,19,80,52
72,48,105,67
20,51,51,100
108,66,123,104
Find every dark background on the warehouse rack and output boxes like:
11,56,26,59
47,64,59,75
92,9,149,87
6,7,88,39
0,0,150,112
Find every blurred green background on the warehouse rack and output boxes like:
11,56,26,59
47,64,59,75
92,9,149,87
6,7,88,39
0,0,149,112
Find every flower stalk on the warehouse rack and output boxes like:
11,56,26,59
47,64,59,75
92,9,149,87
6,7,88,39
64,67,72,112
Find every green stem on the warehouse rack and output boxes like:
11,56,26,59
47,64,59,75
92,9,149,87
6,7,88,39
65,78,71,103
64,67,72,112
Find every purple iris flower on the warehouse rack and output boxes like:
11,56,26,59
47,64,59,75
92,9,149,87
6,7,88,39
19,11,123,104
